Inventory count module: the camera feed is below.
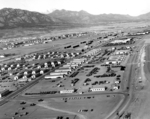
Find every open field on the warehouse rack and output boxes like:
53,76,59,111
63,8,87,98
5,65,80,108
0,94,124,119
0,35,93,55
0,99,75,119
38,94,124,119
0,21,149,61
0,21,150,39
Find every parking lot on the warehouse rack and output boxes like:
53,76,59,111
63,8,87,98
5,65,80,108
23,44,132,96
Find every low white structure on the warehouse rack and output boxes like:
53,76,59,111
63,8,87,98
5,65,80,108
44,75,64,79
69,64,79,67
105,61,120,65
18,78,28,82
115,81,120,84
59,67,72,70
67,62,79,65
90,88,105,92
15,57,21,60
113,86,119,90
50,72,68,75
83,48,101,56
111,38,131,44
114,50,129,55
60,90,74,94
0,55,5,58
73,58,86,61
63,65,77,69
136,32,148,35
70,61,82,65
55,69,72,73
106,55,125,65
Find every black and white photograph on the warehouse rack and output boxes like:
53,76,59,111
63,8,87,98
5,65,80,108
0,0,149,119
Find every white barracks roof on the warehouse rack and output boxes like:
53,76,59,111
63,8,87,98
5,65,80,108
111,38,130,44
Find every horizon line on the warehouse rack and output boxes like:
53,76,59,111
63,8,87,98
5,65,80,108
0,7,147,17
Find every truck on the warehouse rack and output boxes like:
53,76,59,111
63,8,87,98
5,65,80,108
0,90,10,98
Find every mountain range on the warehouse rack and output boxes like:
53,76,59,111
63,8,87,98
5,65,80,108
0,8,150,29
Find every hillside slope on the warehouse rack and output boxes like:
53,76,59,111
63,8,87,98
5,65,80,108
0,8,60,28
0,8,147,29
49,9,137,24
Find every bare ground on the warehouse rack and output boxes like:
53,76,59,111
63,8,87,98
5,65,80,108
38,101,86,119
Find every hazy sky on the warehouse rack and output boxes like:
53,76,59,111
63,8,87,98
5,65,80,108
0,0,150,16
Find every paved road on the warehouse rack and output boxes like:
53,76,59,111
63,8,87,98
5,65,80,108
106,43,142,119
109,41,144,119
